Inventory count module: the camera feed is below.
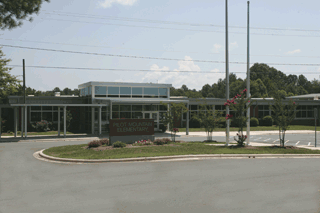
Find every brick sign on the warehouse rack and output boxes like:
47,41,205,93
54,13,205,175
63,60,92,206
109,119,154,136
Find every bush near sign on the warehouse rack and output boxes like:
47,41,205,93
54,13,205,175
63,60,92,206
109,119,154,137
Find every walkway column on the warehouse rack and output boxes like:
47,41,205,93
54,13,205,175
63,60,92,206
58,107,60,136
21,107,24,138
98,106,102,136
14,107,17,137
167,103,170,131
110,101,112,119
63,106,66,138
91,107,95,134
24,106,27,138
186,103,189,135
0,107,2,140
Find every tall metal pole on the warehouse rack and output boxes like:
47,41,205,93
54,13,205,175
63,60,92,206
23,59,26,105
246,1,251,146
225,0,230,146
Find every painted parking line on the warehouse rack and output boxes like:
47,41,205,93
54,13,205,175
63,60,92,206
254,137,262,141
273,139,279,144
284,140,289,144
263,138,272,142
308,142,311,146
296,141,300,145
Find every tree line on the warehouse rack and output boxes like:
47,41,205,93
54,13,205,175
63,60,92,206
171,63,319,99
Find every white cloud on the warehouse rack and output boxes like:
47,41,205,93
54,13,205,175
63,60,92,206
139,56,224,90
99,0,137,8
212,44,222,53
286,49,301,55
230,41,238,50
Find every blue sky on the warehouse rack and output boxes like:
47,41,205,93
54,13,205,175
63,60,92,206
2,0,320,91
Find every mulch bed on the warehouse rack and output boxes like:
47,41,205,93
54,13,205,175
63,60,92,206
83,141,185,152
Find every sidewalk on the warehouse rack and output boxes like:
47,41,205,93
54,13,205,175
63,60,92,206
0,130,317,143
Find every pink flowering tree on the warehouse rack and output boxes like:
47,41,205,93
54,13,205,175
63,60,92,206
224,88,253,146
268,93,298,147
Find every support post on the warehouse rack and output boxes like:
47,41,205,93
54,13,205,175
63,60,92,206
91,107,95,134
24,106,27,138
14,107,17,137
246,1,251,146
63,106,66,138
21,106,24,138
58,107,60,136
225,0,230,146
0,107,1,140
98,106,102,136
110,101,112,119
186,103,189,135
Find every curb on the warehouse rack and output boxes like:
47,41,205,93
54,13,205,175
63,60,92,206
38,149,320,164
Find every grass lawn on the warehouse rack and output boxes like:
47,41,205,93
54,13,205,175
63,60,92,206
178,125,320,132
43,142,320,160
1,131,81,136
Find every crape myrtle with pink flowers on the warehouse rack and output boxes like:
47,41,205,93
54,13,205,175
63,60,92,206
224,88,253,146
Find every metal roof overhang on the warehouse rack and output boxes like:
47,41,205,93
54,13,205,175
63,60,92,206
98,98,189,104
10,104,107,107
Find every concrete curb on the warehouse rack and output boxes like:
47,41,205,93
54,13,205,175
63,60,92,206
38,149,320,164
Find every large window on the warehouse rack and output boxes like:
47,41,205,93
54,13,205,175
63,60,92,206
159,88,168,98
296,106,314,118
108,87,119,98
95,86,106,97
30,106,62,122
120,87,131,98
132,87,143,98
144,88,158,98
258,105,270,118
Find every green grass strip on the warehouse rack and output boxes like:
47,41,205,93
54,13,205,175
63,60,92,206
43,142,320,160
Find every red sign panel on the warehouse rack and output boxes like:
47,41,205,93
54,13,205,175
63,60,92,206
109,119,154,136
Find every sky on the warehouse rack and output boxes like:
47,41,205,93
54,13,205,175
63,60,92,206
2,0,320,91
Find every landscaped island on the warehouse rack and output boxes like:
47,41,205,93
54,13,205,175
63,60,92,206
42,138,320,160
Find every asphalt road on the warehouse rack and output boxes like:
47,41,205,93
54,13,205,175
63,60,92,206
1,140,320,213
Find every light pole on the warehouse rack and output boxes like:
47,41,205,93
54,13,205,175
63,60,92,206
246,1,251,146
225,0,230,146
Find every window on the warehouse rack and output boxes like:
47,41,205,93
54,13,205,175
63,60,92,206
132,87,143,98
144,88,158,98
159,88,167,98
132,112,142,119
296,106,314,118
88,87,92,95
31,112,41,121
108,87,119,98
42,106,52,111
159,105,167,111
120,112,131,119
84,87,88,96
120,87,131,98
258,105,270,118
95,86,107,97
132,105,142,111
145,105,158,111
112,105,119,111
42,112,53,122
190,105,198,110
120,105,131,111
31,106,41,110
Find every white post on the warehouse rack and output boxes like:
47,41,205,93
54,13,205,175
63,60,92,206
58,107,60,136
0,107,1,140
186,103,189,135
246,1,251,146
21,107,24,138
14,107,17,137
91,107,95,134
225,0,230,146
63,106,66,138
99,106,102,136
25,106,27,138
110,101,112,119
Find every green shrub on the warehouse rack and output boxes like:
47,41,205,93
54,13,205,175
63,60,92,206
190,117,201,128
113,141,126,148
159,124,167,133
262,116,273,126
32,120,51,132
250,117,259,127
99,139,109,146
154,139,164,145
88,140,102,148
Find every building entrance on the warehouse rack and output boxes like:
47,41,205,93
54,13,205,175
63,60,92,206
143,112,159,131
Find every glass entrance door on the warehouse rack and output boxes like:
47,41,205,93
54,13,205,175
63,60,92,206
143,112,159,131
